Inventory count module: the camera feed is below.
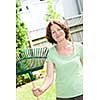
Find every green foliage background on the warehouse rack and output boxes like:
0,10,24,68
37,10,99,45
45,0,60,22
16,0,29,53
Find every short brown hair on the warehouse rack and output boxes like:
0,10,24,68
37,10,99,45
46,20,71,44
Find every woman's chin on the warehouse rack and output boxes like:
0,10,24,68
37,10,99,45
56,39,64,43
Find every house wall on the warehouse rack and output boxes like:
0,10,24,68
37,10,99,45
19,0,83,47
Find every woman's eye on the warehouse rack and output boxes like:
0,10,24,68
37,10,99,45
58,29,61,31
51,31,55,34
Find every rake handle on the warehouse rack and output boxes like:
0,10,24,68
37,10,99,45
36,96,40,100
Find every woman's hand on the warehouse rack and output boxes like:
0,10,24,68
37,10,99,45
32,86,43,97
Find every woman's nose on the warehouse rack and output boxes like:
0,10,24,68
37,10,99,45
55,30,60,35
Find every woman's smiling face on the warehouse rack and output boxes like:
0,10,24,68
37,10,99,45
50,24,65,43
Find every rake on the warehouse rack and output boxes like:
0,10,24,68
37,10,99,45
16,47,48,100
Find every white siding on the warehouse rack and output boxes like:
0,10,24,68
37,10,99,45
62,0,79,18
19,0,82,42
20,0,48,31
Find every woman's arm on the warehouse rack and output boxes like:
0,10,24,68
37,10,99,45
32,61,54,96
41,61,54,92
80,58,83,65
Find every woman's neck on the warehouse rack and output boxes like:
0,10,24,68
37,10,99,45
55,39,74,56
56,39,72,49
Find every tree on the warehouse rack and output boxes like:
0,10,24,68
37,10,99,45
16,0,29,53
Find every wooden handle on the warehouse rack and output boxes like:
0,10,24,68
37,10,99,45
32,82,40,100
32,82,35,88
36,96,40,100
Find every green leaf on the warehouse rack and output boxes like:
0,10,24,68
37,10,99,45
16,0,29,53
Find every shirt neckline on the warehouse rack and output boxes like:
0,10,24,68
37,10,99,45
53,42,76,58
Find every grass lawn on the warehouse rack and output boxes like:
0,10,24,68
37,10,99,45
16,78,56,100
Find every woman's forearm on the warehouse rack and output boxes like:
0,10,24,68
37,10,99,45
41,61,54,93
41,75,54,93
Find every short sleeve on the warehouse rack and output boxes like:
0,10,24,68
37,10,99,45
74,42,83,60
46,48,54,63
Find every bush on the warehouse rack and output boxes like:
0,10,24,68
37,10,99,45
16,0,29,53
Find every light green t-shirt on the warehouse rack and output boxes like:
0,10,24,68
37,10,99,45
46,42,83,98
